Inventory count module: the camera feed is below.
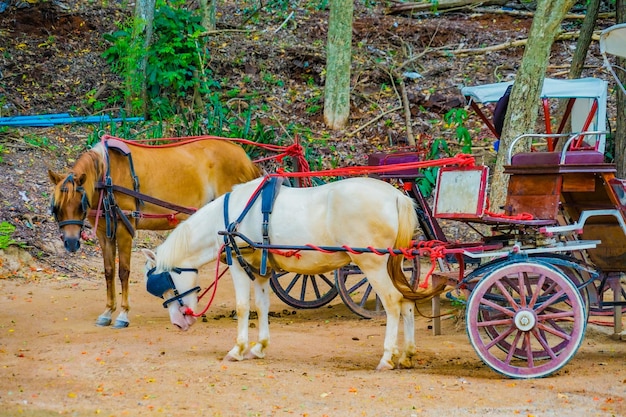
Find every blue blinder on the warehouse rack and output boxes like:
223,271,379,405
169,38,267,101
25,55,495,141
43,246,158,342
146,268,175,298
146,267,201,308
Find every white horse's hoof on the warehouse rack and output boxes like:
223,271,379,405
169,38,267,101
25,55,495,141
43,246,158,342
95,316,112,327
112,319,129,329
245,351,264,360
376,360,395,371
223,353,243,362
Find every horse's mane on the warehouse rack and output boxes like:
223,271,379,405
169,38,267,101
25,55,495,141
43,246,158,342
53,147,105,206
156,222,190,270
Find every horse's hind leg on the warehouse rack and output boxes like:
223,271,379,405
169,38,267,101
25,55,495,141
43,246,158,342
112,231,133,328
247,276,271,359
360,265,403,370
397,300,416,369
96,233,116,327
224,265,252,361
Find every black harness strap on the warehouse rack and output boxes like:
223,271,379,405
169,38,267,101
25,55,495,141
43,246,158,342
260,177,283,274
94,183,197,215
222,176,283,280
98,139,143,239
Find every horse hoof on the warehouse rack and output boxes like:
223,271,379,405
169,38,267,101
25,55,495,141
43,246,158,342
112,320,129,329
376,360,395,371
223,353,243,362
244,351,264,360
95,316,112,327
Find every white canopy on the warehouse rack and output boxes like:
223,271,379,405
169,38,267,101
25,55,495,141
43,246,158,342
461,78,608,152
461,77,608,104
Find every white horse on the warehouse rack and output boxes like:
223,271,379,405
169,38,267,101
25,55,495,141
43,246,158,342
142,176,443,370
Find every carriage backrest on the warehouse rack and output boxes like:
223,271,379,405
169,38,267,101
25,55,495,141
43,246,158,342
433,166,489,220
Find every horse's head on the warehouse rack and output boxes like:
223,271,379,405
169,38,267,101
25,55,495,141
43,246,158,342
48,170,91,252
142,248,200,331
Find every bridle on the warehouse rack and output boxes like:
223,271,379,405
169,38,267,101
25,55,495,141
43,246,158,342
51,173,91,232
146,267,200,308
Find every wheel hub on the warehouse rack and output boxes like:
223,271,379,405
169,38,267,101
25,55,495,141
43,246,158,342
513,309,536,331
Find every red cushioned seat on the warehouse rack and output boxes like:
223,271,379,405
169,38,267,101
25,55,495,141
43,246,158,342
511,150,605,166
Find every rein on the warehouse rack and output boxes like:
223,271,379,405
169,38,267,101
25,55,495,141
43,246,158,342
145,245,230,318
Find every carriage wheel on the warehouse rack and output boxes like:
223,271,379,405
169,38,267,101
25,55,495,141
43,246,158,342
269,271,338,309
466,262,586,379
477,263,590,360
335,258,419,319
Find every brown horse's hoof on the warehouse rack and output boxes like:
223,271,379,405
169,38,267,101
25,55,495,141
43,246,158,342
95,316,112,327
113,320,129,329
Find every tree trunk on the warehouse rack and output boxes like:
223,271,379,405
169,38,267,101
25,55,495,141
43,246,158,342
130,0,155,117
616,0,626,178
489,0,578,211
550,0,600,145
569,0,600,78
200,0,216,31
323,0,353,130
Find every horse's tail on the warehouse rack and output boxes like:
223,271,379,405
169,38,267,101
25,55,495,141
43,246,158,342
387,193,444,301
388,193,417,282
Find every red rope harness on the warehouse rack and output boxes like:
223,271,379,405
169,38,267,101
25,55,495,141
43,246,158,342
483,198,535,221
184,244,229,318
273,154,476,178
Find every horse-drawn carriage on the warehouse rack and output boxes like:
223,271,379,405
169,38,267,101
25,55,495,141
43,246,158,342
52,24,626,379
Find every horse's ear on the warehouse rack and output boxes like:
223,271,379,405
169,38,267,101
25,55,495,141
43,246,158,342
76,173,87,186
141,248,157,262
48,169,63,185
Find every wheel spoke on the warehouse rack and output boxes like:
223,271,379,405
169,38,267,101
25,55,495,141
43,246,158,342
517,272,527,308
359,285,374,308
504,329,523,364
284,273,302,294
534,288,567,314
523,333,534,368
531,327,558,360
298,275,310,301
495,280,521,310
535,322,572,341
485,323,516,350
347,277,368,296
479,295,516,317
527,274,546,308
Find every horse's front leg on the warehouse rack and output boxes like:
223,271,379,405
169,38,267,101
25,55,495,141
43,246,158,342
397,299,416,369
246,276,271,359
112,230,133,328
95,231,116,327
224,265,252,361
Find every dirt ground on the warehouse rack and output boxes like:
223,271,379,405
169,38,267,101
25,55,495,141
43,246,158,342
1,252,625,417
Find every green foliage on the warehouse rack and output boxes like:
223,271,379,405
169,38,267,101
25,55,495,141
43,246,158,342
24,134,55,150
417,138,451,198
0,221,17,250
0,144,5,163
102,0,209,118
444,108,471,153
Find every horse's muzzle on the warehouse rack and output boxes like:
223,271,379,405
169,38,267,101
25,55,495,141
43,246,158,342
63,236,81,252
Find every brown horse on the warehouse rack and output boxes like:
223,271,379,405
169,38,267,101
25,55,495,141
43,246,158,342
49,136,261,328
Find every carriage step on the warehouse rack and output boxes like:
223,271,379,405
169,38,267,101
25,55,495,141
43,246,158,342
431,271,463,287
